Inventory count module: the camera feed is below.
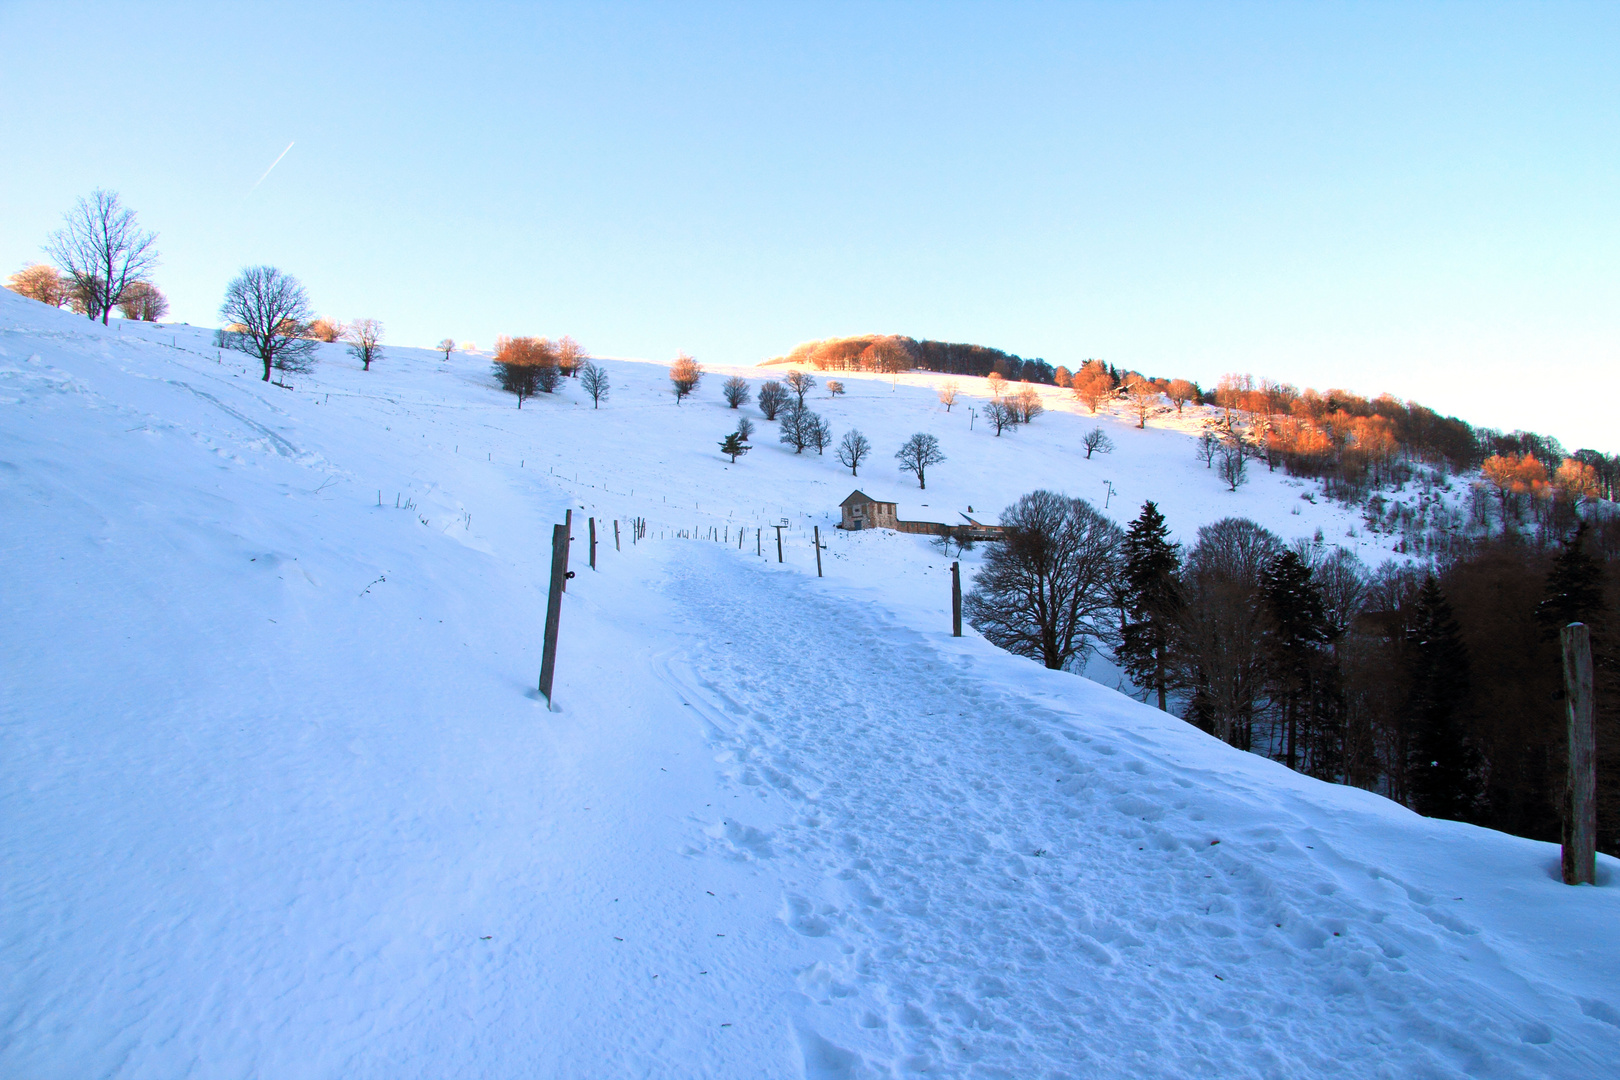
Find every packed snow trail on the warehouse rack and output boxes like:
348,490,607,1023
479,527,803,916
648,542,1617,1079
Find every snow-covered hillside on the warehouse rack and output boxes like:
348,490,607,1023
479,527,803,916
2,289,1616,1079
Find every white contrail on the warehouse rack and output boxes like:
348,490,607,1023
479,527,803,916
249,141,295,192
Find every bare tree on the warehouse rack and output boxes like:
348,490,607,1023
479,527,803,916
1011,385,1044,424
837,429,871,476
670,352,703,404
778,404,814,454
1125,376,1159,428
1176,517,1283,748
6,264,68,307
1218,435,1250,491
827,380,845,396
722,375,751,409
784,370,817,408
492,336,553,407
555,335,586,377
895,432,944,489
579,360,610,407
735,416,754,442
1073,367,1115,414
218,266,317,382
116,281,168,321
344,319,384,371
938,380,960,411
986,399,1018,436
1082,426,1114,459
807,412,832,454
757,380,789,420
45,189,158,324
306,318,343,343
986,372,1005,401
1167,378,1198,415
964,490,1124,671
437,338,456,359
1196,430,1219,469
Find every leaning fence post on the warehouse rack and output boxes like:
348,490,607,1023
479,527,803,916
951,561,962,637
589,517,597,570
1561,622,1596,885
538,522,570,707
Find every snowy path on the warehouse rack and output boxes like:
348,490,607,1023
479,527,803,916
648,543,1616,1079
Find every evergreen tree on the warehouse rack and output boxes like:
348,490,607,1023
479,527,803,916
1405,576,1479,820
1537,523,1604,633
1117,501,1184,711
718,431,749,463
1259,549,1331,771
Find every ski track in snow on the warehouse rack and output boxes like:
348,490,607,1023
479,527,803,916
651,544,1611,1079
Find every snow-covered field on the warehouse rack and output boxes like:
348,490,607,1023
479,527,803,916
2,289,1616,1078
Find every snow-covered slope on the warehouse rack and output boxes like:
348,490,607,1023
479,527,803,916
2,289,1616,1079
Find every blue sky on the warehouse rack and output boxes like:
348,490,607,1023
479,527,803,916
3,1,1616,451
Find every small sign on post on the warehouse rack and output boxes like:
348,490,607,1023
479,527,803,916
951,561,962,637
1561,622,1596,885
538,522,570,707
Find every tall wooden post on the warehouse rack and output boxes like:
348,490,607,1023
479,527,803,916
588,517,597,570
813,526,824,577
773,525,786,563
1561,622,1596,885
951,561,962,637
538,523,569,706
614,519,621,552
756,528,761,556
562,509,573,591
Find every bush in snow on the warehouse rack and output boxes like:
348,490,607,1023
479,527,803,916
722,376,751,409
757,381,789,420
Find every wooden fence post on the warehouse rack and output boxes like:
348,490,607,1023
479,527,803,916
813,526,824,577
951,561,962,637
756,528,761,556
589,517,597,570
562,509,573,591
538,522,569,706
614,519,621,552
773,524,786,563
1561,622,1596,885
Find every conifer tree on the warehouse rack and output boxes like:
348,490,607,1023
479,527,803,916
1405,576,1479,820
719,431,750,463
1117,501,1183,711
1260,549,1331,771
1537,523,1604,632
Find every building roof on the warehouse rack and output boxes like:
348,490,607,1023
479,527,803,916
840,490,894,508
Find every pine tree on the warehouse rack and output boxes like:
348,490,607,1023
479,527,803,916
1259,549,1331,771
1537,523,1604,633
1405,576,1478,820
1117,501,1184,711
719,432,749,463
